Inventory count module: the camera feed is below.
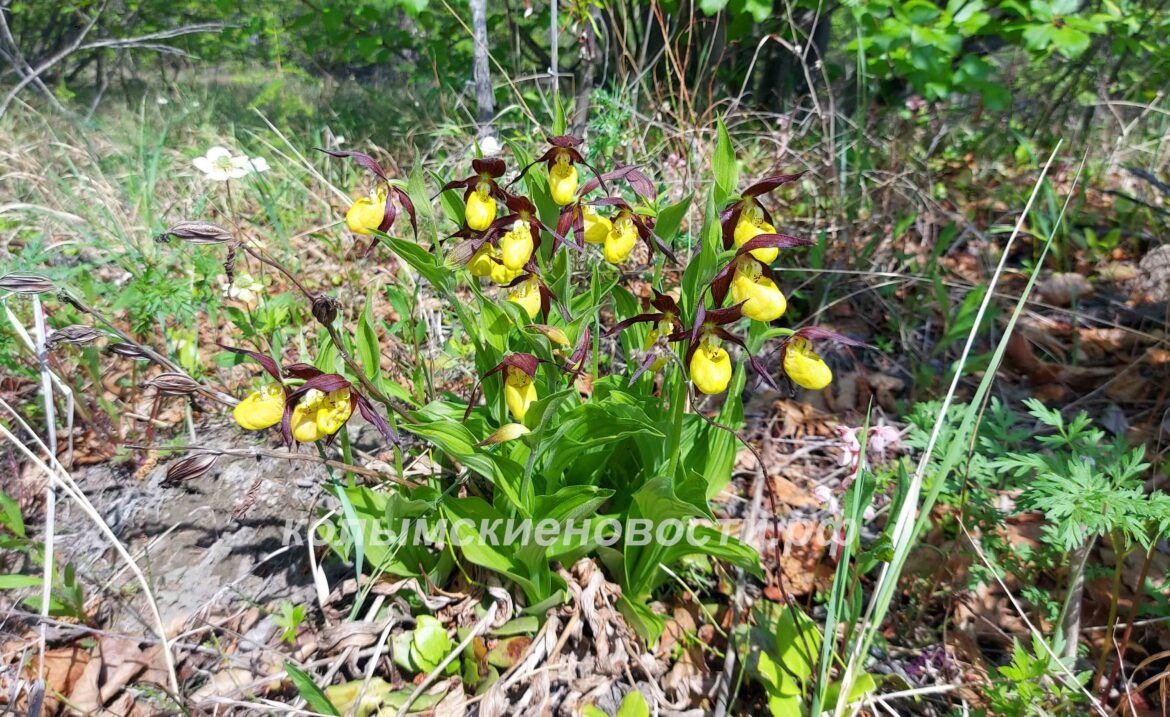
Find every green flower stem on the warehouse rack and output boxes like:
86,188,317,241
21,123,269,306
666,365,687,478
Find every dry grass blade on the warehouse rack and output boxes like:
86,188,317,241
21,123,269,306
0,400,181,697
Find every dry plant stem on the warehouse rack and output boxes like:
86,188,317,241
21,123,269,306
0,407,180,696
1089,534,1127,689
128,444,423,487
958,520,1109,716
2,299,76,464
56,291,236,405
31,295,55,685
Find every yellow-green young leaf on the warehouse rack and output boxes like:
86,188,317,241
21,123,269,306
616,689,650,717
412,615,452,665
324,677,397,716
766,692,804,717
822,672,878,708
478,423,531,446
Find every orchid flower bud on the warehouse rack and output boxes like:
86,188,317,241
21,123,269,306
642,324,670,374
465,182,497,231
504,366,537,422
783,337,832,390
233,383,285,431
690,335,732,395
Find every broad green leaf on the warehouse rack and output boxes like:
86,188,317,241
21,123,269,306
713,117,737,205
413,615,451,664
653,194,693,249
285,662,340,716
356,291,381,382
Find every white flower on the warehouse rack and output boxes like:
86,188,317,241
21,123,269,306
156,96,169,106
476,134,501,156
224,273,264,303
193,146,270,182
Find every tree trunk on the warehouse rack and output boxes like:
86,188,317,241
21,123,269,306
570,6,602,137
469,0,494,138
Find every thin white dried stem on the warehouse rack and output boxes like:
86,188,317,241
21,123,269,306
0,400,180,696
31,295,55,684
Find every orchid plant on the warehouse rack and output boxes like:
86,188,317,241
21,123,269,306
165,118,865,643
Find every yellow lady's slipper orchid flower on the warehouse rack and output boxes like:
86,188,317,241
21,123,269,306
642,325,669,373
465,183,497,231
233,383,285,430
316,388,354,435
603,214,639,264
468,244,494,277
690,335,732,395
291,387,354,443
730,259,787,322
783,338,832,390
500,220,534,270
490,254,523,285
582,205,611,244
549,154,579,206
508,277,541,320
345,190,386,236
504,366,537,422
733,201,779,263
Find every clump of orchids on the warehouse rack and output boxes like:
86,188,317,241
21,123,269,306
227,138,864,449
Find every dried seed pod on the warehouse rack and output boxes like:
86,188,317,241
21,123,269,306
143,372,201,395
108,342,152,359
47,325,105,348
311,295,340,325
224,242,238,284
164,452,219,485
160,221,234,245
0,273,55,295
